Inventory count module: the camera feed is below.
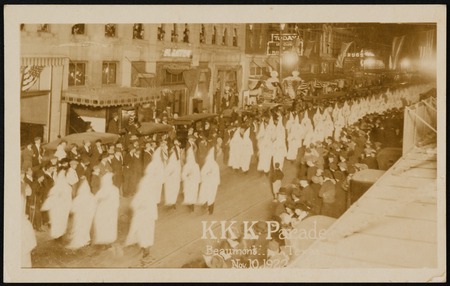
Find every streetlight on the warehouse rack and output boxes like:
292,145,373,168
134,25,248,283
279,23,286,79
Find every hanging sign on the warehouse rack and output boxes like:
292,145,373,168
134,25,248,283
162,48,193,58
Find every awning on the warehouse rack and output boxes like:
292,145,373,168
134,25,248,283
216,64,241,71
62,85,187,108
21,56,69,67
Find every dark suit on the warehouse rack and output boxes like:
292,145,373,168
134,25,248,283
80,146,92,162
107,118,120,134
31,144,44,167
110,156,124,190
91,145,104,166
76,163,92,183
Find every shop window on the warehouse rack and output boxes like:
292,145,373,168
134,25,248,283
72,24,85,35
133,24,144,40
68,62,86,87
20,24,25,31
222,28,228,46
233,28,238,47
105,24,116,37
183,24,190,43
157,24,165,41
37,24,50,33
171,24,178,42
212,26,217,45
200,24,206,44
102,62,117,85
163,70,184,84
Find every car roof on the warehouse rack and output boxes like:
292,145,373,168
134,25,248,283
173,113,218,125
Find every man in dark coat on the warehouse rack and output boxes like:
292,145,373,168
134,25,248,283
31,137,45,168
91,139,104,166
76,157,92,183
110,149,124,194
107,113,120,134
299,179,321,215
80,140,92,163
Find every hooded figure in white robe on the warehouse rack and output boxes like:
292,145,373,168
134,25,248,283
182,148,201,212
67,179,96,249
197,148,221,215
287,113,301,161
144,147,165,204
239,128,253,172
272,118,287,170
228,128,242,170
164,150,181,208
125,166,159,257
41,170,72,239
301,111,315,148
256,121,266,153
93,172,120,245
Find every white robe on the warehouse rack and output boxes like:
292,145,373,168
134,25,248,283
21,211,36,267
181,157,201,205
197,151,221,206
67,180,96,249
41,171,72,239
287,116,301,161
93,174,120,245
228,129,242,170
125,177,158,248
239,129,253,172
164,152,181,205
144,148,165,204
272,119,287,170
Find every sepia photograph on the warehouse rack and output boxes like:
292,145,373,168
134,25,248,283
4,4,446,282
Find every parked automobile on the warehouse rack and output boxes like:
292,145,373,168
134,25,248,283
172,113,218,147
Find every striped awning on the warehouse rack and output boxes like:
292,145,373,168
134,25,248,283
62,85,186,107
21,56,69,67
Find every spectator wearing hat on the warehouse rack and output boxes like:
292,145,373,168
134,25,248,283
29,169,46,231
67,143,80,162
96,154,113,177
76,157,92,183
143,142,154,168
90,165,102,195
80,141,92,163
91,139,104,166
271,163,284,202
31,136,44,168
319,176,337,217
299,179,320,215
110,149,124,194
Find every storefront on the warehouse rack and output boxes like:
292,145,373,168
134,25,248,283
20,56,69,144
62,85,187,134
212,64,242,113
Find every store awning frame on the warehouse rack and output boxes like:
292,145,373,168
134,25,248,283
21,56,69,67
62,85,187,108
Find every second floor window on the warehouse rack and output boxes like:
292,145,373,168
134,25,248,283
68,62,86,86
233,28,238,47
212,26,217,45
157,24,165,41
133,24,144,40
105,24,116,37
183,24,190,43
163,70,184,84
222,28,228,46
72,24,85,35
38,24,50,33
200,24,206,44
102,62,117,85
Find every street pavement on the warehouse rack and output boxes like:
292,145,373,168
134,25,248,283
31,156,299,268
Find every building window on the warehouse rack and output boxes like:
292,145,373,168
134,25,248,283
200,24,206,44
72,24,85,35
222,28,228,46
68,62,86,87
183,24,190,43
171,24,178,42
212,26,217,45
133,24,144,40
250,66,267,77
102,62,117,84
157,24,165,41
233,28,238,47
37,24,50,33
105,24,116,37
163,70,184,84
